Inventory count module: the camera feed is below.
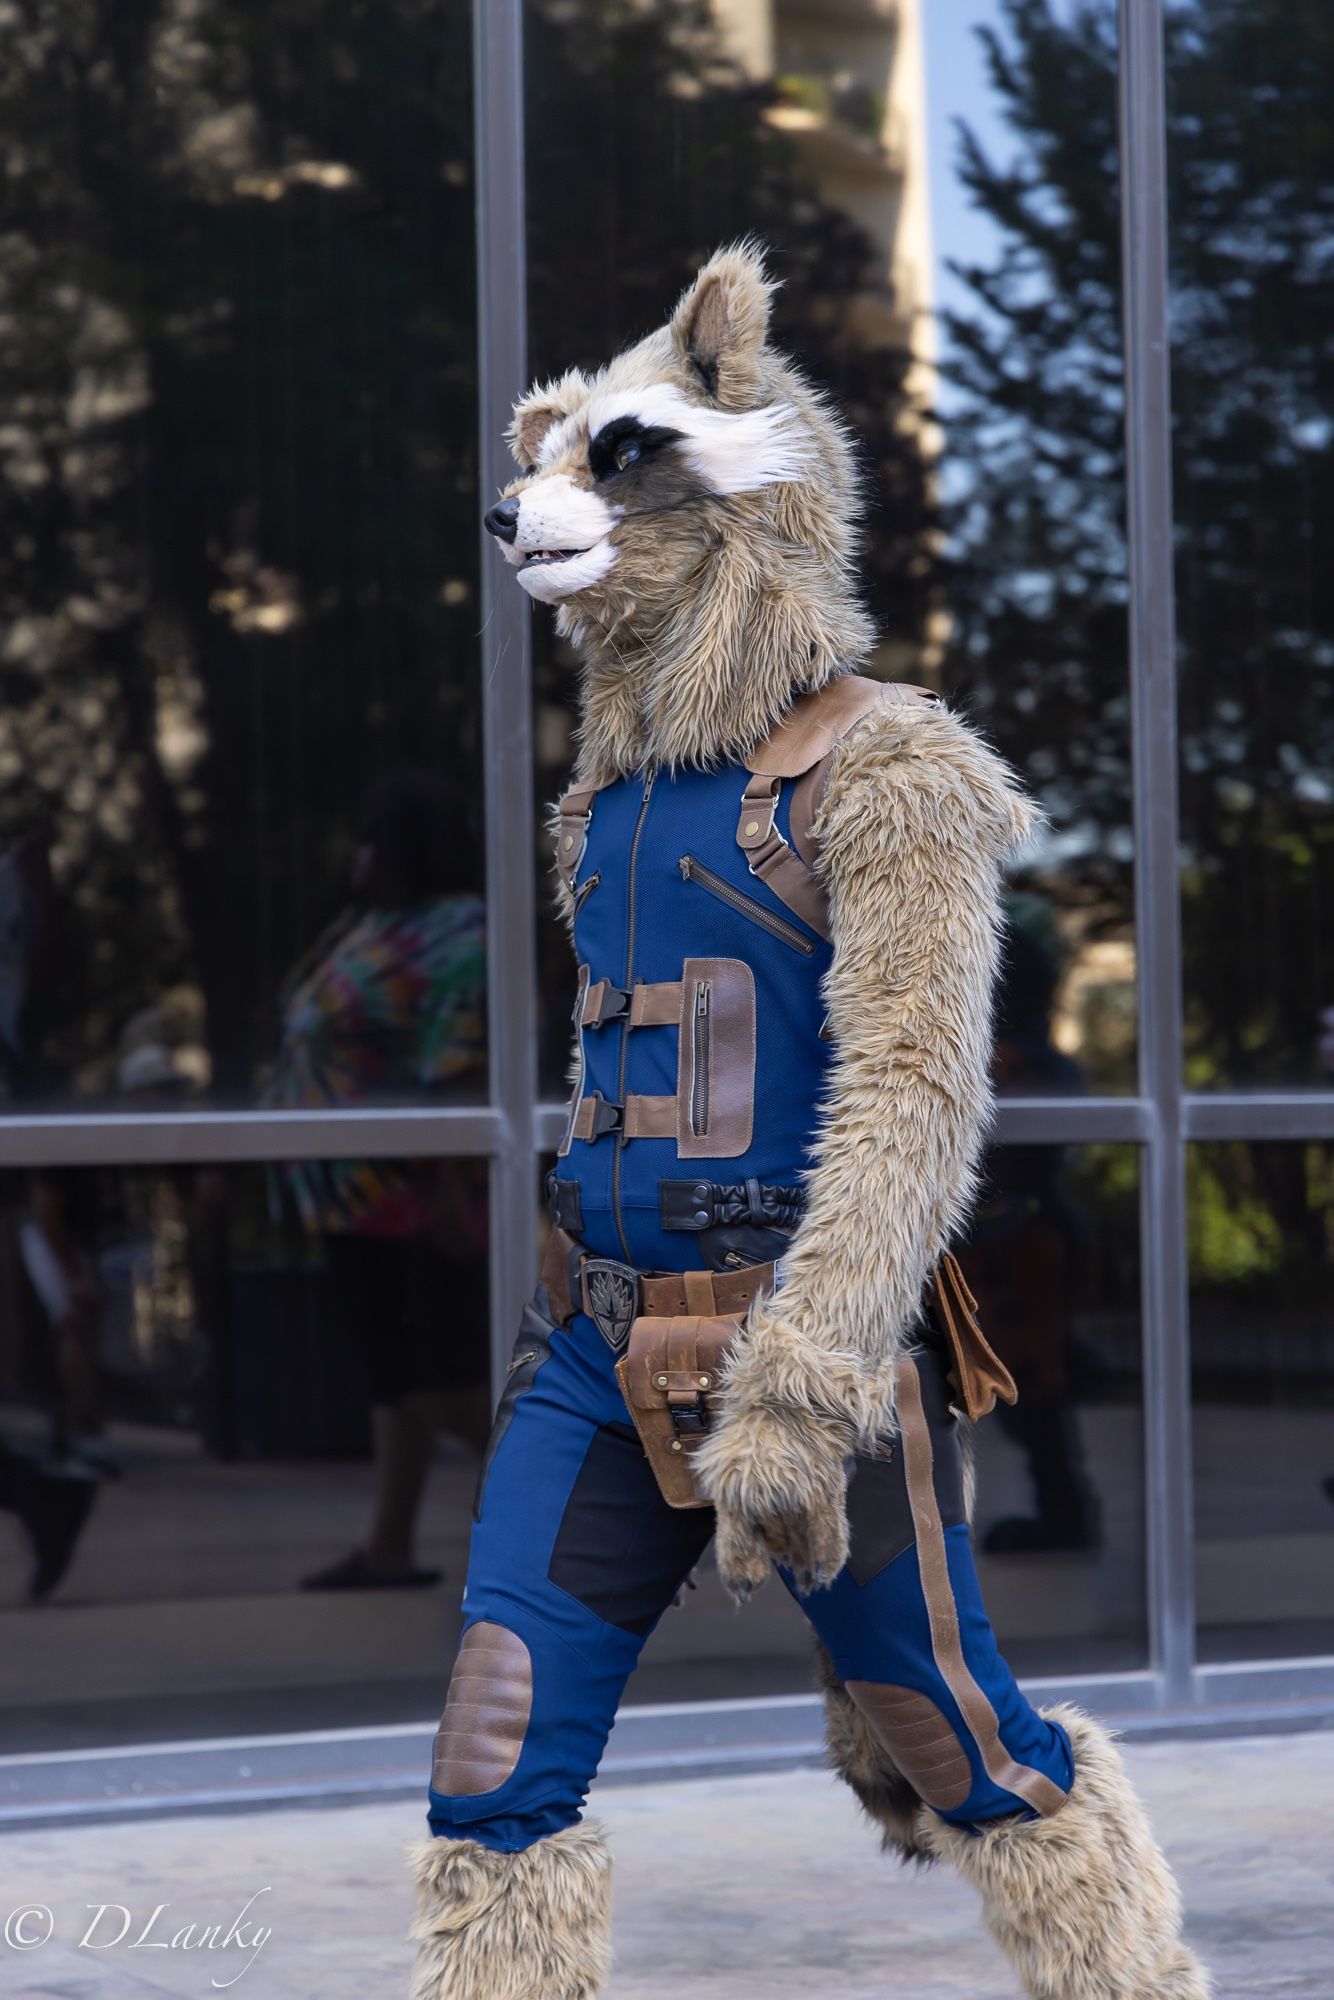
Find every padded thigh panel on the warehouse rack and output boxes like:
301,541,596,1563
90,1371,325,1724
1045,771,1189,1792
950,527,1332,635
845,1347,966,1587
548,1422,714,1634
432,1622,533,1797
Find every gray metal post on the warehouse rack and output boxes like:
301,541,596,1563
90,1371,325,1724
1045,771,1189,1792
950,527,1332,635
1118,0,1196,1704
473,0,537,1392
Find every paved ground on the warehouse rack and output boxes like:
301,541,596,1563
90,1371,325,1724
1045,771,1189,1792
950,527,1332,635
2,1726,1331,1998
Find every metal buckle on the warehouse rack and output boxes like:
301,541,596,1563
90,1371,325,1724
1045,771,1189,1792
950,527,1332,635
669,1398,710,1437
581,1258,639,1351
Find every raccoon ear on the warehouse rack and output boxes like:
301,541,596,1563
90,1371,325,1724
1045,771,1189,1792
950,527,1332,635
671,241,774,409
507,371,591,468
508,398,563,470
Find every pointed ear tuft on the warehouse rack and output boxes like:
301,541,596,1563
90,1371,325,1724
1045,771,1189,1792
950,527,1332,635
508,399,561,470
671,240,775,409
507,370,590,469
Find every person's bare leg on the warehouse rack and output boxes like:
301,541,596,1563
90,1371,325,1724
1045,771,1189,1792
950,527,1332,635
417,1384,492,1457
365,1402,438,1571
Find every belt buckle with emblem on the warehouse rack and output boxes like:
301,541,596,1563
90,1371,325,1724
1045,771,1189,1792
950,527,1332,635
582,1258,638,1351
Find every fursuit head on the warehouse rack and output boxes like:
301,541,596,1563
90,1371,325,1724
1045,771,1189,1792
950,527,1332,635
483,241,876,778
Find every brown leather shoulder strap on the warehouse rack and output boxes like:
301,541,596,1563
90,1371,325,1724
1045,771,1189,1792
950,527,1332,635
740,676,941,934
745,674,938,781
554,781,601,891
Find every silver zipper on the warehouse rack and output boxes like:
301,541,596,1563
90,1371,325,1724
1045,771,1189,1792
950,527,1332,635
613,774,656,1260
677,853,816,956
506,1350,537,1376
690,979,711,1134
572,870,601,918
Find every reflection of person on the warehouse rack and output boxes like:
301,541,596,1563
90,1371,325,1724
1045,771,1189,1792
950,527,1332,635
407,248,1206,2000
18,1173,116,1478
266,771,488,1590
0,827,118,1476
962,908,1102,1554
0,1436,97,1602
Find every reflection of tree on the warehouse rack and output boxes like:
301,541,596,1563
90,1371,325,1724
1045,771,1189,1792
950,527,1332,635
524,2,935,652
940,0,1334,1087
937,1,1129,959
523,0,937,1085
0,1,478,1099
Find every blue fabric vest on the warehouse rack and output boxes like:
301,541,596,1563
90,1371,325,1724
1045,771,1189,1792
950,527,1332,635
551,758,834,1274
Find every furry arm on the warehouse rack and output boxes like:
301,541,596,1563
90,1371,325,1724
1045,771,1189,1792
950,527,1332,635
695,702,1039,1595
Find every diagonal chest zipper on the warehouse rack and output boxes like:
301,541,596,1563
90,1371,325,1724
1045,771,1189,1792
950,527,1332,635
678,853,816,956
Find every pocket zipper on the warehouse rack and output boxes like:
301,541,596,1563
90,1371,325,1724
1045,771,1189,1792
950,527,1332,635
572,870,601,917
677,853,816,956
507,1349,538,1376
690,979,711,1135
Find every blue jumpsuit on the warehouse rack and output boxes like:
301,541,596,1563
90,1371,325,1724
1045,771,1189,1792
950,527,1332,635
427,759,1073,1853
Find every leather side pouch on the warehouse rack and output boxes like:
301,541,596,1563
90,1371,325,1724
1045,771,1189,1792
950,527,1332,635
615,1313,741,1508
928,1251,1018,1421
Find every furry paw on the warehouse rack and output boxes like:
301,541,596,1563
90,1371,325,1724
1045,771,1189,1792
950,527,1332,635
695,1399,851,1600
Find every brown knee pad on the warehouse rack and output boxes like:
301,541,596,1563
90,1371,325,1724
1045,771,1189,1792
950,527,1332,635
432,1621,533,1798
817,1647,936,1863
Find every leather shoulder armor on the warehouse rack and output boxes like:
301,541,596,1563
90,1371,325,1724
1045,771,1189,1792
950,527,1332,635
737,676,941,939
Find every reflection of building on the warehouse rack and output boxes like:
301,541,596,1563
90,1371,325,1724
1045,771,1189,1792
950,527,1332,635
713,0,940,682
713,0,934,388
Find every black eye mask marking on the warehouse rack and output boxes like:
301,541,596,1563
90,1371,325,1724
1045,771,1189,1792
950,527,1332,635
588,415,684,483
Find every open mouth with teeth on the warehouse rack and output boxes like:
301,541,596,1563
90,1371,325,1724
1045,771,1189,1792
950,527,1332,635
521,548,583,567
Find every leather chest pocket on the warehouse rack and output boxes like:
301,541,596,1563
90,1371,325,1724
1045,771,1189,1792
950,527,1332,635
677,957,755,1159
473,1293,557,1521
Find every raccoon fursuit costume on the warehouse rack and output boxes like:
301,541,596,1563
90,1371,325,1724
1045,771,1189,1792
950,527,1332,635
409,247,1207,2000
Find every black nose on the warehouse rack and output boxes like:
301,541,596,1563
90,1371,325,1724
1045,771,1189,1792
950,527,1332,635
484,496,520,544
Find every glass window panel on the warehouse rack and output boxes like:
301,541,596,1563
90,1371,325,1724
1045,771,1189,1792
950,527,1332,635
0,6,484,1113
966,1140,1146,1675
1191,1141,1334,1663
1170,11,1334,1088
0,1158,488,1750
526,0,1133,1098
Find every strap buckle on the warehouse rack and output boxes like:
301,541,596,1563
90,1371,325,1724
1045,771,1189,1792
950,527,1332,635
585,1092,623,1138
589,984,630,1026
669,1396,711,1437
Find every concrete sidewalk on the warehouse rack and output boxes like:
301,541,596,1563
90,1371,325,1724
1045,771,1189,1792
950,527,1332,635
2,1727,1330,1998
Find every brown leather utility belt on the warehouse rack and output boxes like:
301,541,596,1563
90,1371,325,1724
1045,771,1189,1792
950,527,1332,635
540,1225,775,1347
539,1230,1017,1509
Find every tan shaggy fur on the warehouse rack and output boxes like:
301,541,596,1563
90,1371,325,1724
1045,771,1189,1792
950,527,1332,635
504,243,875,784
407,1822,612,2000
696,700,1037,1592
919,1708,1210,1999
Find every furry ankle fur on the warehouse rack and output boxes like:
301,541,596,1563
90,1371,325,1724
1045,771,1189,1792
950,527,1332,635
919,1706,1209,1999
407,1822,612,2000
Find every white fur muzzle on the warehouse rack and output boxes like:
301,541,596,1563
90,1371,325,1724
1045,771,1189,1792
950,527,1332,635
500,474,620,603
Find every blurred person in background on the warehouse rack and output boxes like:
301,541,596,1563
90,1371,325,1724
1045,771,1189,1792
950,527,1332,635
0,825,102,1592
266,771,488,1590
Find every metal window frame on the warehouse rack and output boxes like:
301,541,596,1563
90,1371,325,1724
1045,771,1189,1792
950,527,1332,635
0,0,1332,1764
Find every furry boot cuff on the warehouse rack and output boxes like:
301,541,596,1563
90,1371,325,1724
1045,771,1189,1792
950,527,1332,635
407,1821,612,2000
919,1706,1209,1999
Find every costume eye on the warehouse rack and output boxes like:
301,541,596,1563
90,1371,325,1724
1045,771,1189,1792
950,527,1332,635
614,439,642,472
